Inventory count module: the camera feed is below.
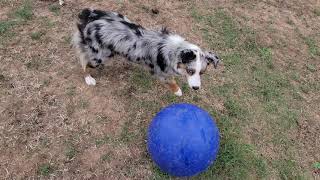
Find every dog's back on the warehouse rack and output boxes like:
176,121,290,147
73,8,173,70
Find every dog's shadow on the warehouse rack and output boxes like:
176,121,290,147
94,61,140,82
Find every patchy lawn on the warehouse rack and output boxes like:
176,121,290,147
0,0,319,179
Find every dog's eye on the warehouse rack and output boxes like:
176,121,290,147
186,69,195,75
200,70,205,75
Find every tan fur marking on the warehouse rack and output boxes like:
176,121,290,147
167,79,180,93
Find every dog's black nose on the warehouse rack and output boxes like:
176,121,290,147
192,86,199,90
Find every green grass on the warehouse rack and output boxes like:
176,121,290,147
63,35,71,44
200,138,267,179
65,145,77,160
78,99,89,109
38,163,54,176
0,20,15,35
48,4,60,16
66,86,76,96
101,152,113,162
95,135,111,147
40,17,55,28
130,69,153,92
30,31,45,40
1,1,33,44
314,162,320,169
274,159,305,180
304,37,320,57
191,6,306,179
306,64,317,72
15,1,33,21
25,59,42,70
224,98,248,120
151,166,171,180
258,47,274,69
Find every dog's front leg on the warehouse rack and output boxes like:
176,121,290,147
79,54,96,86
161,77,182,96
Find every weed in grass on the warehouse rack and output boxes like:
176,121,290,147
25,59,42,70
120,119,134,143
0,20,15,35
40,17,55,28
63,35,71,44
313,9,320,16
0,74,5,82
304,37,320,57
38,163,54,176
292,89,303,100
30,31,45,40
279,107,298,129
78,99,89,109
286,18,294,26
101,151,113,162
306,64,316,72
66,86,76,96
39,137,50,147
15,1,33,21
300,80,320,94
95,135,111,147
258,47,273,69
48,4,60,16
95,115,111,124
243,35,259,53
65,145,77,160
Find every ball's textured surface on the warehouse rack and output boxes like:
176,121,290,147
147,103,220,177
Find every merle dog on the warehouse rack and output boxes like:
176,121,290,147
73,8,219,96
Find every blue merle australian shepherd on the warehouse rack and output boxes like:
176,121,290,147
73,8,220,96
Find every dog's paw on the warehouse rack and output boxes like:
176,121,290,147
174,88,182,96
85,75,96,86
59,0,64,5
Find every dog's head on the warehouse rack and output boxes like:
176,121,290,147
176,45,220,90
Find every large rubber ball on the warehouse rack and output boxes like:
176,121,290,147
147,103,220,177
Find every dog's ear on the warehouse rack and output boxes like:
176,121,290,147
180,49,196,64
203,51,220,69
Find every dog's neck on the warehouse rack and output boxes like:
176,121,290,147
163,35,200,75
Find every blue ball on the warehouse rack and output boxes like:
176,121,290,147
147,103,220,177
